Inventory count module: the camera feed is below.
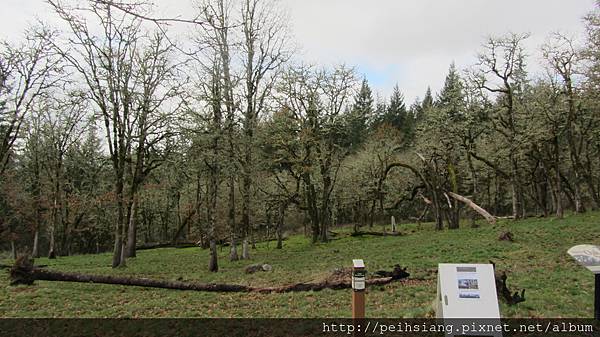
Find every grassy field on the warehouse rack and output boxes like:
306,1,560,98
1,212,599,318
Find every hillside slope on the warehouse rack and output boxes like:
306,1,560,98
1,212,599,318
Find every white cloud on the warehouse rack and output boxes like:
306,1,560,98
1,0,595,102
279,0,595,100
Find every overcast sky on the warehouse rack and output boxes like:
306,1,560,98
1,0,596,102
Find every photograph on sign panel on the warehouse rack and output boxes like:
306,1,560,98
571,254,600,267
458,291,481,299
458,278,479,290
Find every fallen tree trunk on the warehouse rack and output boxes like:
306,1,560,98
136,242,198,251
447,192,496,224
255,276,400,293
351,231,402,237
9,257,408,293
9,257,251,292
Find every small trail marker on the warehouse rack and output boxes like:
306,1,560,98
352,259,366,319
391,216,396,233
567,244,600,320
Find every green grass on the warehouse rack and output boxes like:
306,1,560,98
1,212,599,318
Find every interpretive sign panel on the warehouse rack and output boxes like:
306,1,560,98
436,264,500,318
568,244,600,274
436,264,501,336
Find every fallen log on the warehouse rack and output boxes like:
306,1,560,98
9,256,409,293
351,231,402,237
373,265,410,279
136,242,198,251
256,275,402,293
9,256,251,292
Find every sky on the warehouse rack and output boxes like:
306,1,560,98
1,0,596,103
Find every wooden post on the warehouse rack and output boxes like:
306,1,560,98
595,274,600,320
352,259,366,319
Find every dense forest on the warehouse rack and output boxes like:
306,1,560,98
1,0,599,272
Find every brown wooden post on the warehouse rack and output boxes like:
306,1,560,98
352,259,366,319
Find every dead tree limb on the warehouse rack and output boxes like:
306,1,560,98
171,206,199,244
9,257,409,293
447,192,496,224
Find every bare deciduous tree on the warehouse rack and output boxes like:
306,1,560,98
470,33,530,219
49,0,180,267
0,27,60,176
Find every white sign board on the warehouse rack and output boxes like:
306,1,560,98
568,244,600,274
436,264,500,319
352,259,366,291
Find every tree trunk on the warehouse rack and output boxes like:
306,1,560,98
206,115,220,271
125,198,138,258
276,202,288,249
61,193,70,256
112,225,123,267
119,205,128,267
552,137,563,218
208,240,218,272
276,208,283,249
241,240,250,260
431,192,443,230
48,224,56,259
510,178,519,220
368,199,376,228
10,259,408,293
32,227,40,258
241,156,251,258
112,172,125,268
229,236,239,261
493,174,501,215
228,175,240,260
303,174,321,243
48,194,58,259
32,184,42,258
574,171,583,213
11,240,16,260
320,207,329,243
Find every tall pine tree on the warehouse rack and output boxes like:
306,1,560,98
346,78,374,150
436,62,464,119
373,84,410,134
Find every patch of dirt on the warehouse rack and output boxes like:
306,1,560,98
324,267,352,283
10,286,37,293
398,278,434,286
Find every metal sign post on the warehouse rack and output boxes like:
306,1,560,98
567,244,600,320
596,274,600,321
352,259,366,319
